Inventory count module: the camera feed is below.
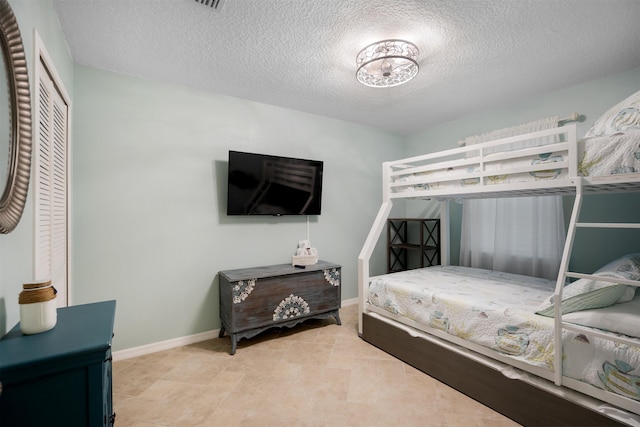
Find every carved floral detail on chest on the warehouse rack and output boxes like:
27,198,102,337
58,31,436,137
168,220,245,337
323,268,341,286
273,294,310,321
232,279,256,303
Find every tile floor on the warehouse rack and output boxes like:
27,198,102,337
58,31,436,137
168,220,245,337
113,304,521,426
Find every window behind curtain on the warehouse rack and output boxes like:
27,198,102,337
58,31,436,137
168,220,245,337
34,35,70,307
460,196,565,279
458,118,566,280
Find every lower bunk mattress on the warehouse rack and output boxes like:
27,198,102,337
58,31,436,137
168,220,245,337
367,266,640,404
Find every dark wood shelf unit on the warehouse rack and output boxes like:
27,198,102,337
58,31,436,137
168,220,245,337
387,218,440,273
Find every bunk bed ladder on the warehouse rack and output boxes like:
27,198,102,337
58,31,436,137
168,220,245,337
553,180,640,386
553,183,582,385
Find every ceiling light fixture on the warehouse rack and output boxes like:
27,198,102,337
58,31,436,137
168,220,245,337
356,39,419,88
194,0,225,9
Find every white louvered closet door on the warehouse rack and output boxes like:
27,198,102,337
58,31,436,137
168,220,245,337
34,58,69,307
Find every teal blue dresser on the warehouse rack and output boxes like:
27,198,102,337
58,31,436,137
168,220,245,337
0,300,116,426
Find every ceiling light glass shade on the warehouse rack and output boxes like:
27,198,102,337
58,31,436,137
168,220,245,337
356,39,419,88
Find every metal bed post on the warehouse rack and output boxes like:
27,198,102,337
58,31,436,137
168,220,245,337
439,200,450,266
358,162,393,336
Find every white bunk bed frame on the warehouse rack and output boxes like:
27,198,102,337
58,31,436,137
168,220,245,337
358,124,640,426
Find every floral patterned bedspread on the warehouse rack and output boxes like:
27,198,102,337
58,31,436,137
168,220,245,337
368,266,640,402
579,130,640,176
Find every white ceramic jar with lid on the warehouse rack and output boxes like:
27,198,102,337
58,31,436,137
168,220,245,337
19,280,57,334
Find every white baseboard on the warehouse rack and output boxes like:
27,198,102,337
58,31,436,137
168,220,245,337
112,329,220,361
341,297,358,306
113,298,358,361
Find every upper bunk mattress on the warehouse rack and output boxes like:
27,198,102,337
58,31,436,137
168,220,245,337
367,265,640,402
391,129,640,195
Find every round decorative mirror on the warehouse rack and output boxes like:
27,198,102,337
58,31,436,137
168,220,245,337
0,0,32,234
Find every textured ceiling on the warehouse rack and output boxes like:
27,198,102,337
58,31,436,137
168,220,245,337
51,0,640,134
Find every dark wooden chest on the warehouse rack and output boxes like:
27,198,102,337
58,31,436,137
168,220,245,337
219,260,341,354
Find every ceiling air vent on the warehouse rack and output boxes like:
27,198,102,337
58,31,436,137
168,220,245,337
195,0,225,10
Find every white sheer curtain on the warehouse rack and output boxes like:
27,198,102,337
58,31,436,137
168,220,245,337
460,196,565,279
459,118,566,280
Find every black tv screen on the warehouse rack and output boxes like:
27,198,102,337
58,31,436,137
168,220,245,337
227,151,323,216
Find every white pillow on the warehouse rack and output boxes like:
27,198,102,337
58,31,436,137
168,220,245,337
563,292,640,338
584,90,640,137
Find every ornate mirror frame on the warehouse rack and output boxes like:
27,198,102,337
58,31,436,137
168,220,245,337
0,0,32,234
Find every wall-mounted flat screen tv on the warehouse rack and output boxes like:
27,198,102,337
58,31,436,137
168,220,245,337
227,150,323,216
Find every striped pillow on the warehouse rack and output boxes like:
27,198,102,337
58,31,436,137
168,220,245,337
536,282,631,317
536,253,640,317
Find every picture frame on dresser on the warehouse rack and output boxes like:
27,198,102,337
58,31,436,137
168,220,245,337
218,260,341,354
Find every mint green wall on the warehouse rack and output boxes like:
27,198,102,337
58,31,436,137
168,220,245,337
71,66,402,350
405,67,640,271
2,1,638,351
0,0,74,336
